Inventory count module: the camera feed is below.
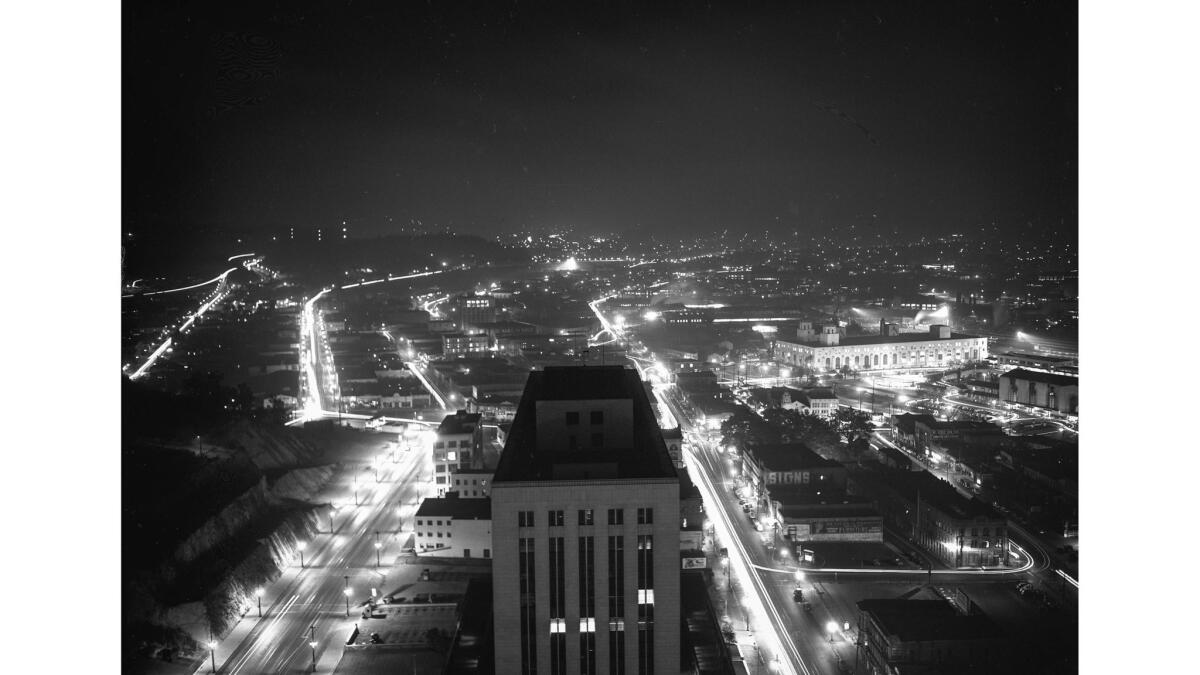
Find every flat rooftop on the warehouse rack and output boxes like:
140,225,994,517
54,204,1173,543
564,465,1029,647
780,331,982,348
438,410,482,435
747,442,843,471
852,466,999,521
1001,351,1073,363
493,366,678,483
1001,367,1079,387
415,497,492,520
858,599,1004,642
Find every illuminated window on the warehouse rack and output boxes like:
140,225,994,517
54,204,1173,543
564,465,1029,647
550,619,566,633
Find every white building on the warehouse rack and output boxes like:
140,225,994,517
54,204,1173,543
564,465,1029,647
775,324,988,372
414,497,492,558
449,467,494,498
435,411,484,496
491,366,681,675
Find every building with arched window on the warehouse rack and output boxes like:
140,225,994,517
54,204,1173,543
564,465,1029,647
773,324,988,372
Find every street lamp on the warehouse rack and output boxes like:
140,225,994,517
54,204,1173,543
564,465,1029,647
374,531,382,568
309,639,318,672
343,577,351,617
297,541,307,568
207,640,218,673
255,587,264,618
826,620,838,643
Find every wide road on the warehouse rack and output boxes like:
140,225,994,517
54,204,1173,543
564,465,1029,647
656,387,824,675
200,445,433,674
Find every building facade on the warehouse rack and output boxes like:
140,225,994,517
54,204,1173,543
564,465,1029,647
415,497,493,558
443,332,491,357
857,599,1008,675
435,411,484,496
455,294,497,331
998,368,1078,414
774,324,988,372
492,366,681,675
449,467,494,498
850,468,1009,568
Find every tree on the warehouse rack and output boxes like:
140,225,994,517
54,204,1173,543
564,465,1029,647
760,408,842,459
831,408,874,444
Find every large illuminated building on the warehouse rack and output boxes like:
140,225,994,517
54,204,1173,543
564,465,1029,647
491,366,680,675
773,320,989,372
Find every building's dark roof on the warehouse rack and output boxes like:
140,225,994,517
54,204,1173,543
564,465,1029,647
1004,446,1078,482
534,365,639,400
1000,367,1079,387
443,578,494,675
681,571,737,675
748,442,843,472
857,599,1004,643
916,418,1004,434
439,410,482,435
893,413,937,435
778,498,879,520
416,497,492,520
1000,351,1073,363
852,466,1000,521
662,426,683,440
493,366,678,483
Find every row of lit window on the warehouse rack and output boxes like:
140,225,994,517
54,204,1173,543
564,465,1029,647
524,508,653,527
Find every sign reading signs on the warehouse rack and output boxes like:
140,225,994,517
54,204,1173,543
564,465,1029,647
682,557,708,570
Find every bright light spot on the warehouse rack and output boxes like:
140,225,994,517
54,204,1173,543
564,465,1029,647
643,310,660,322
557,257,579,272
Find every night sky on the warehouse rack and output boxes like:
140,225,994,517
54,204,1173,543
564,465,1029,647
124,0,1077,241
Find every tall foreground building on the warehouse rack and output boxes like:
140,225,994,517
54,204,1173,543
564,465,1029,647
492,366,680,675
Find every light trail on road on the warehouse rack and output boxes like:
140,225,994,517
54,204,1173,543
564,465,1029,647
749,540,1035,576
685,441,811,675
200,444,432,675
340,269,441,290
128,268,237,379
124,266,238,298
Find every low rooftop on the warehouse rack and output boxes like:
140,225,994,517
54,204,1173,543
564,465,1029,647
852,466,999,521
858,598,1004,643
1001,367,1079,387
439,410,482,435
781,331,982,348
747,442,843,471
415,497,491,520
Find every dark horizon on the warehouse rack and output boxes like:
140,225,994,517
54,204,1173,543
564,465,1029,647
125,0,1077,243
